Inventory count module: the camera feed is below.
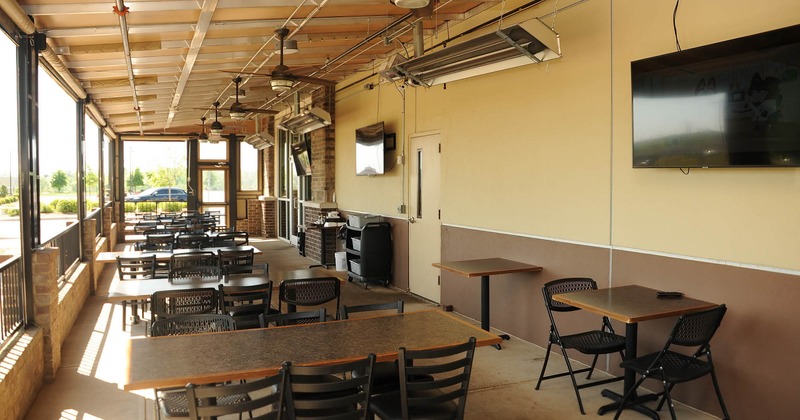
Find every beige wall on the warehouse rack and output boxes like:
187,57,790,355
336,0,800,271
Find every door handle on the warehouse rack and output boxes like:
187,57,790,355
407,216,415,224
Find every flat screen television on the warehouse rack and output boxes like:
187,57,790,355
631,24,800,168
291,138,312,176
355,122,385,176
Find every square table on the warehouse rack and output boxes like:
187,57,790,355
433,258,542,349
124,309,502,391
552,285,718,418
96,245,262,265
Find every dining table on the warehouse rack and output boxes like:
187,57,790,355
433,258,542,349
123,309,502,391
552,284,718,419
96,245,262,265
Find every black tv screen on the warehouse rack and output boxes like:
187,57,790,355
355,122,385,176
291,139,311,176
632,24,800,168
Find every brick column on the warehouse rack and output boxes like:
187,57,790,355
310,86,335,203
260,197,277,238
82,219,97,293
103,206,113,238
115,202,125,237
32,248,60,380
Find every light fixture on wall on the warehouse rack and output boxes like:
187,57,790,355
391,17,561,87
244,116,274,149
278,107,331,134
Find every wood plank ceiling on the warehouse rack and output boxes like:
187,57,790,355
14,0,497,137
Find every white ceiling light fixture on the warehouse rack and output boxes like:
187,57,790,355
278,107,331,134
391,17,562,87
391,0,430,9
275,39,298,54
270,78,294,92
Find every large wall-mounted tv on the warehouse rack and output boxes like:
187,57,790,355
291,138,312,176
632,24,800,168
355,122,385,176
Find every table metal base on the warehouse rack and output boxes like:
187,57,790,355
598,389,660,419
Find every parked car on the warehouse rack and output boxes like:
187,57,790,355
125,187,187,202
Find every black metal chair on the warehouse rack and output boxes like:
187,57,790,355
283,354,376,420
613,304,729,420
115,255,156,330
174,232,210,249
150,313,236,336
214,231,249,247
185,370,286,420
223,263,269,277
150,314,245,420
341,301,413,395
169,251,217,270
218,282,278,330
369,337,477,420
535,278,626,415
278,277,341,320
139,232,174,252
150,287,218,326
259,308,327,327
218,247,255,273
168,265,222,284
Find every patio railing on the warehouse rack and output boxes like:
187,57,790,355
42,221,81,286
0,256,25,345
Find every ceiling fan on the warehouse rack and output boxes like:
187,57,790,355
198,116,209,141
208,101,224,142
229,76,278,120
232,27,337,92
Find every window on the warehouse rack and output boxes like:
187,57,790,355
84,115,100,212
240,141,259,191
39,68,78,240
199,140,228,161
102,134,111,204
0,31,19,257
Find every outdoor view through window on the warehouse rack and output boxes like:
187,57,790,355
0,34,19,257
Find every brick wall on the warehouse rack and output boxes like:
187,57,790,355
0,329,45,420
310,86,335,203
302,207,337,265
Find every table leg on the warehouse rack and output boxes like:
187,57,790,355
480,275,509,350
597,322,659,418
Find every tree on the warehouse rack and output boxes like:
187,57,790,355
128,168,144,192
85,170,98,193
51,170,68,193
0,185,7,197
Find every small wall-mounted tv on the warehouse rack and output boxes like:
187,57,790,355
632,24,800,168
355,122,385,176
291,138,312,176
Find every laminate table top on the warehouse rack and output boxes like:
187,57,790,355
433,257,543,277
124,309,501,391
551,284,718,324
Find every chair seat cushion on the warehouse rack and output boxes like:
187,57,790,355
370,389,458,420
560,330,626,354
620,351,714,383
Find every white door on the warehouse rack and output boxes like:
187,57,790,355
408,132,441,302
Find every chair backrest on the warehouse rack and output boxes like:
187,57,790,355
217,231,249,246
174,233,210,249
134,220,159,233
667,304,727,349
223,263,269,277
278,277,341,318
150,287,218,321
283,354,375,420
170,251,217,270
116,255,156,280
340,300,404,320
142,233,174,251
259,308,327,328
185,370,286,420
218,247,254,269
219,282,273,315
150,313,236,337
168,265,222,283
542,278,597,313
398,337,477,420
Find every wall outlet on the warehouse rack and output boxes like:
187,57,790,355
397,204,406,214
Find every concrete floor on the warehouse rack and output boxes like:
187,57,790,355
25,238,720,420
